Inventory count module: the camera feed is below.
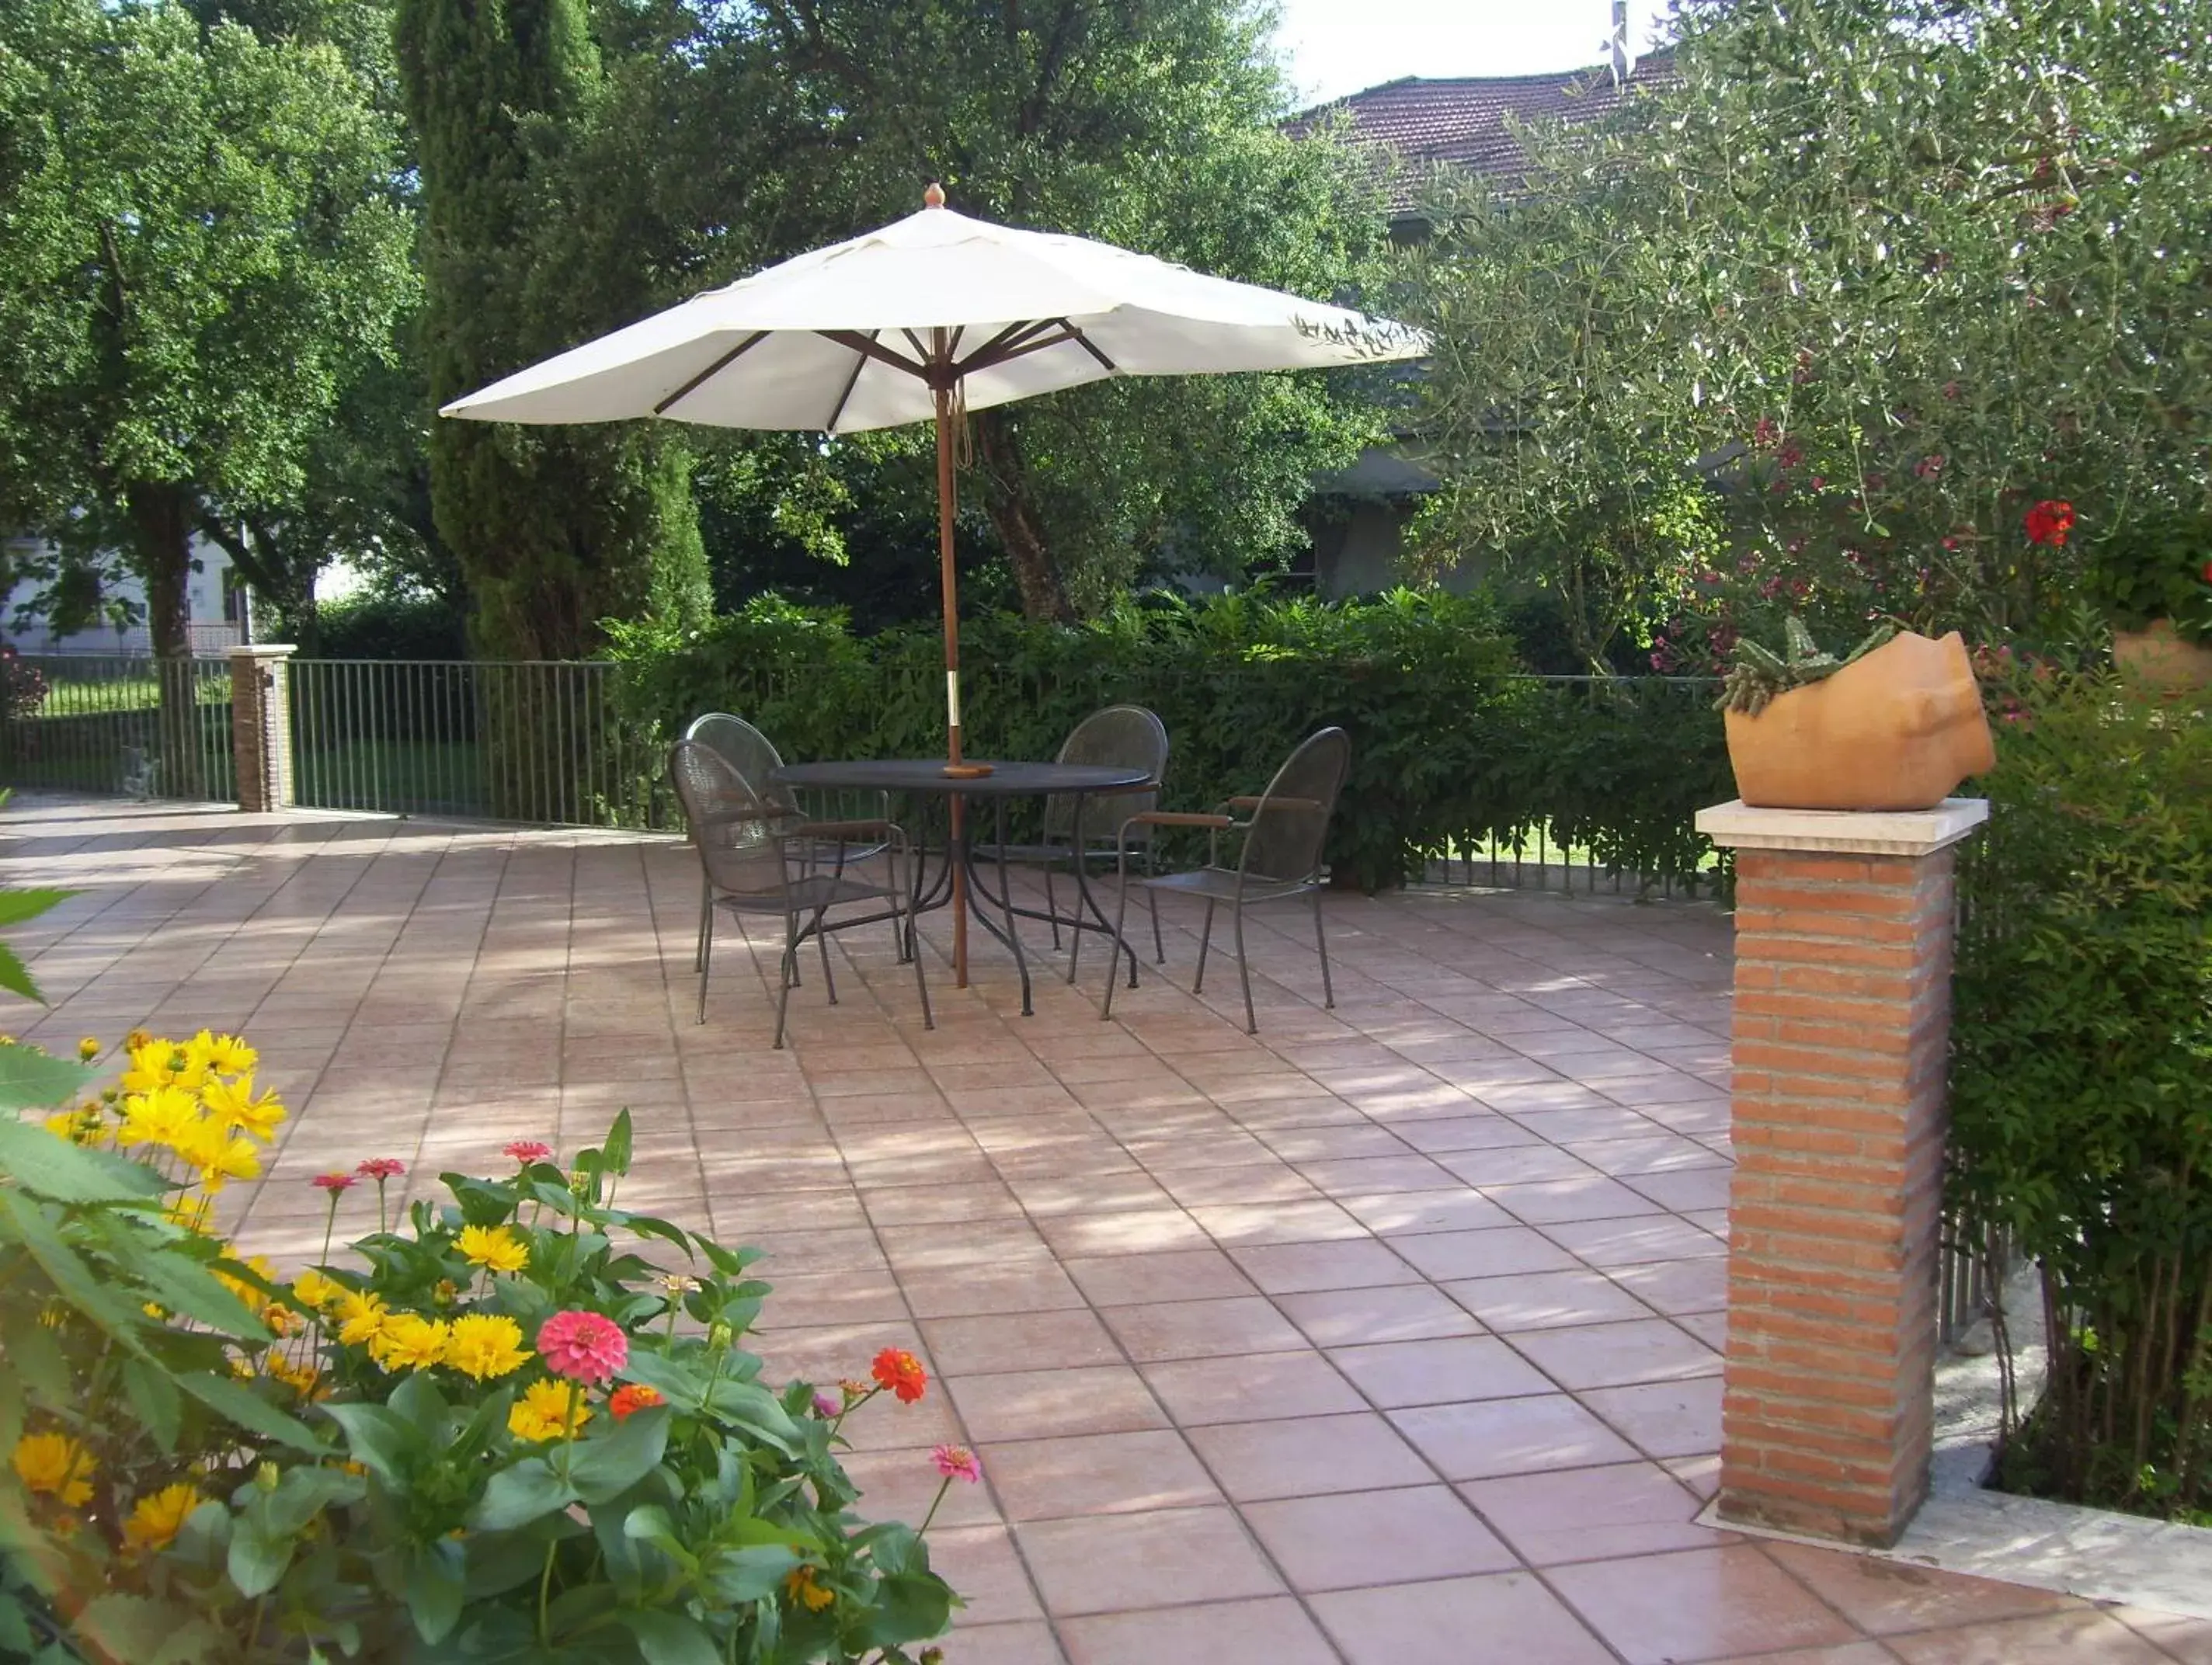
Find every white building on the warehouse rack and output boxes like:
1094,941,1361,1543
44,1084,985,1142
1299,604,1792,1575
1,534,244,656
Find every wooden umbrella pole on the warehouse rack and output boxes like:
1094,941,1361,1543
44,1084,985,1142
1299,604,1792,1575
934,377,969,986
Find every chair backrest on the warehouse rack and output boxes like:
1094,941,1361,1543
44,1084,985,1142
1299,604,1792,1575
683,713,802,819
1045,704,1170,844
669,739,788,901
1238,726,1351,886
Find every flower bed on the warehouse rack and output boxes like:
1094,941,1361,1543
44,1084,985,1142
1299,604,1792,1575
0,1032,962,1663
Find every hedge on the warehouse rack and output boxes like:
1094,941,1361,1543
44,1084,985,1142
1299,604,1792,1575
604,589,1734,893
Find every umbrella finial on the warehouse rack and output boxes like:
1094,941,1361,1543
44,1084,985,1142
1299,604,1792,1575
923,181,945,209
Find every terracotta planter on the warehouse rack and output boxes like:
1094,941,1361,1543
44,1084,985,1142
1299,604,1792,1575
2113,619,2212,691
1723,630,1996,812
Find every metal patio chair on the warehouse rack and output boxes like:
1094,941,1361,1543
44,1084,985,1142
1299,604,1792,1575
971,704,1171,981
683,712,899,974
670,739,930,1048
1100,725,1351,1034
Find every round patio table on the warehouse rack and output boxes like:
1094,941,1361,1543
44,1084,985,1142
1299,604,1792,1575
771,759,1156,1016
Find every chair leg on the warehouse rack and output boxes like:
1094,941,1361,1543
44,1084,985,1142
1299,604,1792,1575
695,878,711,973
1312,886,1335,1010
1232,901,1257,1034
1193,899,1216,995
814,905,836,1004
1045,862,1062,951
1147,850,1164,965
1101,855,1136,1021
774,912,798,1048
903,867,934,1030
696,902,714,1025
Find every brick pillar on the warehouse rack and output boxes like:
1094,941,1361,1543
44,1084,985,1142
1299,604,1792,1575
1693,798,1988,1547
228,645,297,813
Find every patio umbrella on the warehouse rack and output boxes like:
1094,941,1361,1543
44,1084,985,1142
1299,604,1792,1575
442,184,1428,981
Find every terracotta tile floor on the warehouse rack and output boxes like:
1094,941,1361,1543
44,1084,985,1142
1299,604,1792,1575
5,795,2207,1664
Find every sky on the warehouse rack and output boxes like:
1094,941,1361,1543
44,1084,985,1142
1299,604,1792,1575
1270,0,1668,105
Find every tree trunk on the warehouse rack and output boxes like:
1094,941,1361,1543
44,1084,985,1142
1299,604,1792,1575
127,481,208,799
972,412,1074,622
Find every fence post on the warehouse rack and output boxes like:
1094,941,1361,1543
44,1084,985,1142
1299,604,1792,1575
228,645,297,813
1693,796,1988,1547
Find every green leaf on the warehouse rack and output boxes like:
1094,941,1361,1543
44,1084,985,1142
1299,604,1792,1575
0,891,73,930
567,1403,670,1505
0,1048,93,1116
122,1357,183,1451
616,1346,711,1409
618,1212,695,1260
613,1608,719,1665
100,1227,270,1340
0,1191,151,1348
0,1114,159,1198
320,1402,412,1485
621,1504,690,1564
695,1544,800,1605
73,1594,223,1665
405,1538,465,1645
173,1371,325,1454
861,1570,956,1650
0,944,42,1006
470,1457,576,1533
228,1503,295,1598
600,1110,633,1177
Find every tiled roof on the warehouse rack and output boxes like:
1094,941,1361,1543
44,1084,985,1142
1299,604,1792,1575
1292,52,1678,217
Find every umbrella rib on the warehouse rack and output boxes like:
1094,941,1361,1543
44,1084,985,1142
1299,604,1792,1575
818,329,930,381
953,319,1056,376
652,331,767,415
961,319,1118,377
823,331,875,434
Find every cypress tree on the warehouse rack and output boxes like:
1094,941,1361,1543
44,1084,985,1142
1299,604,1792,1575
395,0,708,663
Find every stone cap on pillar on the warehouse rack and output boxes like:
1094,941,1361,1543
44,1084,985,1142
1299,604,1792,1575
227,644,297,660
1696,797,1988,857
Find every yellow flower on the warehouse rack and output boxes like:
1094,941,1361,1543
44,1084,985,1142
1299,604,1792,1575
164,1194,214,1236
214,1255,277,1318
443,1315,531,1382
77,1037,100,1062
291,1270,343,1311
507,1380,591,1443
120,1038,201,1095
266,1355,324,1398
124,1028,151,1051
12,1434,95,1507
785,1565,835,1613
199,1072,283,1141
369,1313,450,1372
199,1032,257,1076
116,1087,200,1152
123,1483,203,1552
455,1225,529,1276
172,1115,261,1191
335,1290,389,1347
42,1106,101,1145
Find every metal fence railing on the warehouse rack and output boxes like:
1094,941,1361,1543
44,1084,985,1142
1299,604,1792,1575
0,654,235,802
287,659,668,829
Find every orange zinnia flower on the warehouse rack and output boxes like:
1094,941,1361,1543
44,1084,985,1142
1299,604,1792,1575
870,1347,927,1404
608,1383,664,1422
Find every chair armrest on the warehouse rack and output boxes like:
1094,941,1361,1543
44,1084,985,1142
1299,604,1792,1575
1126,811,1235,829
1226,795,1324,812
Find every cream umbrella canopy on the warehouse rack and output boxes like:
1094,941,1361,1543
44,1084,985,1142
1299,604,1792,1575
442,184,1428,978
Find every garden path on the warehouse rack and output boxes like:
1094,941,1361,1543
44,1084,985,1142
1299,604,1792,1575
3,794,2204,1665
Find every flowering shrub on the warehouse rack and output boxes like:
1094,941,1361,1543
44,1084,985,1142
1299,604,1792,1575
0,1034,962,1662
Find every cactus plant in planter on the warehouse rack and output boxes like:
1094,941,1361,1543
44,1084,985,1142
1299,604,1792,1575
1716,617,1995,811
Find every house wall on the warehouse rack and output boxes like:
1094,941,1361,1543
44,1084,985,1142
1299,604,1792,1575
1,534,242,656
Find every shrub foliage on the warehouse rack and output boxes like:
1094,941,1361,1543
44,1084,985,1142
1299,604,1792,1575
1949,673,2212,1519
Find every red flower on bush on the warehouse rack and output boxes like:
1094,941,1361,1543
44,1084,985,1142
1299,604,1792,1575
503,1141,552,1165
871,1347,928,1404
311,1172,356,1193
356,1158,405,1180
2023,499,2075,547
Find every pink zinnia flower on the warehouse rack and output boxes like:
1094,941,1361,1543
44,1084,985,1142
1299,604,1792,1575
537,1310,629,1385
812,1392,840,1420
504,1141,553,1165
356,1158,405,1180
311,1172,356,1193
931,1444,982,1484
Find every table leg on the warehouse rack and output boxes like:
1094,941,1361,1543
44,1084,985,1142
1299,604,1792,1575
950,793,969,987
993,798,1032,1016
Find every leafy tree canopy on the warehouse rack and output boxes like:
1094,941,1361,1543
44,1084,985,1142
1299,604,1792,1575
1405,0,2212,666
